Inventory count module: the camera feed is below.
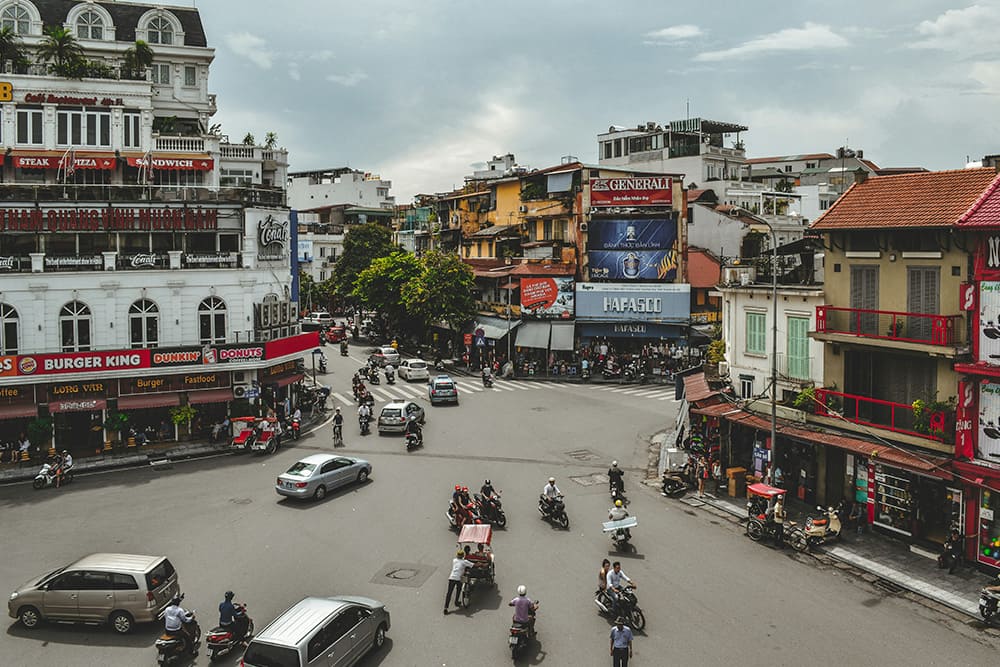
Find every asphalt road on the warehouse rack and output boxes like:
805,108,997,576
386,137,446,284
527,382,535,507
1,348,999,666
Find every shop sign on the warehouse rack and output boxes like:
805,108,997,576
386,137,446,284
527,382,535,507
575,283,690,323
256,213,289,259
586,217,676,251
0,355,15,377
20,351,149,376
51,398,106,412
264,361,298,377
24,93,122,106
44,255,101,268
590,177,672,207
588,248,679,280
119,376,173,395
0,385,31,400
976,236,1000,280
577,322,683,339
978,282,1000,363
520,277,575,318
122,253,165,269
181,372,227,389
961,283,976,311
126,157,214,171
214,345,264,363
978,381,1000,461
982,507,995,522
183,252,237,267
956,380,976,460
151,348,205,367
0,206,219,233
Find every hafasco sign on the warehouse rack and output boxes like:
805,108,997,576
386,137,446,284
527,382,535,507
575,282,690,323
603,296,662,313
258,214,288,256
0,207,219,233
591,177,672,207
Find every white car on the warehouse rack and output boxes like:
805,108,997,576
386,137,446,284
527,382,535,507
370,346,401,368
303,311,333,327
398,359,430,382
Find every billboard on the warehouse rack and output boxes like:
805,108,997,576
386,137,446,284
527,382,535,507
297,239,313,263
979,381,1000,461
520,277,575,318
586,217,676,251
590,177,672,207
575,283,690,323
588,248,679,280
980,282,1000,363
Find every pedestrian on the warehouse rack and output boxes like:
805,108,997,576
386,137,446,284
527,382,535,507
444,549,473,614
697,456,708,498
609,616,633,666
772,494,786,548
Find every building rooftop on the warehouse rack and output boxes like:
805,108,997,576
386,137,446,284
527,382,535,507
687,248,722,288
39,0,208,47
957,172,1000,229
747,153,835,164
811,168,1000,230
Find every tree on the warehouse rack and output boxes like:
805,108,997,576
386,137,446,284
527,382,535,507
122,39,154,79
38,26,84,77
352,252,423,332
333,223,398,297
242,132,256,146
264,132,278,149
0,27,25,74
401,250,476,332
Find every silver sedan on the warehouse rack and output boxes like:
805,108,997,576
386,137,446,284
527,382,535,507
275,454,371,501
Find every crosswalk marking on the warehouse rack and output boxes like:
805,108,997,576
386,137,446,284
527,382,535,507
331,392,351,405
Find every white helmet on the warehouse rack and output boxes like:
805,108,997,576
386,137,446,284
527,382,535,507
548,477,555,484
517,585,527,596
611,461,618,468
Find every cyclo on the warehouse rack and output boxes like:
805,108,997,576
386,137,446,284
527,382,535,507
457,523,495,607
230,416,259,453
744,483,794,543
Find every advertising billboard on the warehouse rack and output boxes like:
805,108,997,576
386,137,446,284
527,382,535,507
980,282,1000,363
575,282,690,323
520,277,575,318
979,381,1000,461
297,239,314,263
586,217,676,251
590,176,672,207
588,248,679,280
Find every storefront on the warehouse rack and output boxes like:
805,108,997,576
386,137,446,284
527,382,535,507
47,381,110,454
117,376,182,443
0,386,38,455
261,360,307,417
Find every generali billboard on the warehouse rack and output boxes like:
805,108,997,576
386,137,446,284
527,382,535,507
590,177,672,208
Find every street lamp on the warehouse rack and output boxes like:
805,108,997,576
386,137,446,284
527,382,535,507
311,348,323,387
749,221,779,485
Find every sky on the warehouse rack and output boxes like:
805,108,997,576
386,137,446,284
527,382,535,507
180,0,1000,201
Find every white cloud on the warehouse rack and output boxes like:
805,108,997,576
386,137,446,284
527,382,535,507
288,62,301,81
308,50,336,62
225,32,273,69
644,24,703,44
326,71,368,87
695,22,848,62
911,4,1000,52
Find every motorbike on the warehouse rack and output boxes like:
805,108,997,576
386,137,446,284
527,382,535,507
434,359,445,371
369,369,381,385
660,448,691,498
482,373,494,388
581,366,591,381
155,609,201,665
788,504,844,552
609,476,626,503
475,492,507,528
205,603,254,662
385,368,395,384
509,600,539,659
980,582,1000,621
604,513,637,551
446,503,481,531
594,584,645,631
538,494,569,529
318,356,328,374
340,341,349,356
33,461,73,490
359,415,371,436
405,430,422,450
284,416,300,441
602,364,622,380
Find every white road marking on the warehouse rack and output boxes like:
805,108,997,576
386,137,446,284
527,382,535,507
370,387,396,401
330,392,352,406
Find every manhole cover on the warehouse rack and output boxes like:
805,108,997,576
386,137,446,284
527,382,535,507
385,568,418,580
229,498,253,505
370,562,435,588
565,449,601,462
570,473,609,486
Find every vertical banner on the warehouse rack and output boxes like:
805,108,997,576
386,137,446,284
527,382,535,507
956,379,976,460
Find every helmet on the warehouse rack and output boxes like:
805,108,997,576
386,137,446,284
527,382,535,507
461,486,468,493
455,484,461,491
548,477,555,483
224,590,234,600
456,550,465,558
409,415,417,422
611,461,618,468
170,594,182,606
484,479,491,485
335,407,341,412
615,499,623,507
517,585,527,596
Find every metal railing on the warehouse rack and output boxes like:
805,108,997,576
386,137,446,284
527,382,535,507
0,184,285,206
813,388,951,441
815,306,963,346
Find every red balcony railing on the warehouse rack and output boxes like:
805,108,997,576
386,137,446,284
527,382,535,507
813,388,952,441
814,306,962,346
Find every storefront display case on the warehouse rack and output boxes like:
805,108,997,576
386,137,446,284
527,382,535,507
874,464,913,536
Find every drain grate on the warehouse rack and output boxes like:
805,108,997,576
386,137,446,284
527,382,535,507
370,562,435,589
570,473,608,486
229,497,253,505
872,578,903,595
565,449,601,462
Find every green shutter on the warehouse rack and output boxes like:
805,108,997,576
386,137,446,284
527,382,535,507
746,312,766,355
787,316,810,380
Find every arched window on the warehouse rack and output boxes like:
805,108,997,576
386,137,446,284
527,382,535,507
146,15,173,44
198,297,226,345
76,9,103,40
1,4,29,34
59,301,91,352
128,299,158,349
0,303,18,354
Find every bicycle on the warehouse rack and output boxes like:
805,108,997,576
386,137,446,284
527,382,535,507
332,423,344,447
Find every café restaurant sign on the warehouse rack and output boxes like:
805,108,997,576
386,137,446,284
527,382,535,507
0,206,219,233
590,177,672,208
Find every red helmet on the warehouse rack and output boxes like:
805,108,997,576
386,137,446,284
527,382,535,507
455,485,461,491
461,486,468,493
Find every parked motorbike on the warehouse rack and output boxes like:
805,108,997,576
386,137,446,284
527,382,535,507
581,366,591,381
206,603,254,662
475,492,507,528
33,461,73,490
602,364,622,380
318,356,328,373
980,580,1000,621
155,612,201,665
359,415,371,436
538,494,569,529
405,431,422,450
283,416,300,441
594,584,645,631
509,600,539,659
788,504,844,552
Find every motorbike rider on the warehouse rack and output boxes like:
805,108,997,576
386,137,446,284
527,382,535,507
509,585,538,635
769,494,786,547
404,414,422,445
55,449,72,488
163,594,196,654
357,402,372,431
608,499,631,540
598,558,612,595
605,561,634,617
384,363,395,381
481,364,493,385
217,590,249,643
608,461,624,496
481,479,497,500
455,486,474,528
540,476,561,512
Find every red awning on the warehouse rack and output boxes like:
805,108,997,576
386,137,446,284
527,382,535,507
117,393,181,410
49,398,107,413
13,153,115,170
683,372,720,403
275,373,305,388
186,388,233,405
0,403,37,419
126,156,214,171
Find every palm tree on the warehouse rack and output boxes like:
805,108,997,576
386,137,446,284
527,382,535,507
38,26,84,76
0,27,25,74
242,132,256,146
122,39,153,79
264,132,278,149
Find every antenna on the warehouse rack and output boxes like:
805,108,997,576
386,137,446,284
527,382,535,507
686,98,690,120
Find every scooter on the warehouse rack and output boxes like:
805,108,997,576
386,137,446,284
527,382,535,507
318,356,328,374
482,373,494,388
33,461,73,490
538,494,569,529
206,603,254,661
581,366,591,382
289,417,300,440
788,504,844,552
509,600,539,659
980,579,1000,621
594,584,645,631
475,492,508,528
405,431,422,450
359,415,371,436
446,503,481,531
155,605,201,665
385,368,395,384
368,370,381,385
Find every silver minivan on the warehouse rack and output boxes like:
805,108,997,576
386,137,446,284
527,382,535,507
243,596,390,667
7,553,180,634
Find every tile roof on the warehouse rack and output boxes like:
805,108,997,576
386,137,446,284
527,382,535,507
956,171,1000,228
687,248,721,288
507,263,575,276
41,1,208,47
682,372,719,403
810,168,1000,230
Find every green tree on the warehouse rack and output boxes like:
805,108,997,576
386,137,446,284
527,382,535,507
333,223,398,297
0,27,25,73
264,131,278,149
38,26,84,77
122,39,154,79
401,250,476,331
352,252,423,331
242,132,256,146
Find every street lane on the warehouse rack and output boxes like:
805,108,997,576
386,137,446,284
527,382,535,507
0,350,997,665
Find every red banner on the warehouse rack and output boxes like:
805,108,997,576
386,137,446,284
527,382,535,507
13,155,115,170
126,157,214,171
591,177,672,207
264,332,320,359
956,380,976,459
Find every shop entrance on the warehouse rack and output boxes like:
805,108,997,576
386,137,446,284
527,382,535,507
914,477,954,545
54,410,103,455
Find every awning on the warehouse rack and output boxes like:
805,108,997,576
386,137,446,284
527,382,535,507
13,152,115,170
126,154,214,171
49,398,107,413
473,316,521,340
499,280,519,290
550,322,575,351
0,403,37,419
275,373,305,388
682,372,719,403
186,388,233,405
516,322,550,349
117,393,181,410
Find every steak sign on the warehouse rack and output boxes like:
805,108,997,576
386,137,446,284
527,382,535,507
590,177,672,207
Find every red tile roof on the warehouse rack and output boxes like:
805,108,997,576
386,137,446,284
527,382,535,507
686,188,716,203
687,248,721,288
810,168,1000,230
682,372,719,402
957,171,1000,228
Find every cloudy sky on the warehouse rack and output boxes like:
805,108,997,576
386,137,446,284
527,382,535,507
185,0,1000,200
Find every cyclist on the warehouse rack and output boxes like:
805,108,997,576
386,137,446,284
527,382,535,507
332,407,344,445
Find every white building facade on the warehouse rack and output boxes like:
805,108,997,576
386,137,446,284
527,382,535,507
287,168,394,211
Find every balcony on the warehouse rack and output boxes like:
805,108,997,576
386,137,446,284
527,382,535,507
813,389,953,442
0,183,285,207
813,306,965,356
155,136,206,152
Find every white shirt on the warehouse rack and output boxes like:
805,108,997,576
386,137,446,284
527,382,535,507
62,454,73,468
292,409,301,421
449,557,474,581
606,569,631,591
163,605,191,632
609,507,628,521
542,483,560,498
358,405,371,418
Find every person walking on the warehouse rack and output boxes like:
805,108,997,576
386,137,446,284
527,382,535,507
772,494,786,548
444,549,474,614
609,616,634,666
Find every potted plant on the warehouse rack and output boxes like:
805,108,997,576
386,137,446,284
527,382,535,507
103,412,130,451
26,417,53,459
169,405,198,440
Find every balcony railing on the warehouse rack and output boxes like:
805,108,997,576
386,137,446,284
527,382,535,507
155,136,205,152
815,306,963,346
0,184,285,206
813,388,952,441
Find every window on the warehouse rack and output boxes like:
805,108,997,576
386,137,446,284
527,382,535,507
129,299,159,349
319,270,326,281
76,10,103,39
543,219,552,241
786,316,810,380
603,142,612,160
806,162,817,169
60,301,92,352
784,165,792,172
745,311,766,355
123,111,140,149
1,5,29,34
144,559,175,590
614,138,622,158
819,199,831,211
146,16,173,44
57,109,111,147
79,571,112,590
111,573,139,590
198,297,226,345
16,108,42,145
48,571,85,591
319,246,326,258
184,65,196,86
0,303,17,354
739,374,755,399
151,63,170,84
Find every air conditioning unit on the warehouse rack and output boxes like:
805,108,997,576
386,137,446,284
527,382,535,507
233,384,250,399
580,222,589,232
718,361,730,376
518,205,528,213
